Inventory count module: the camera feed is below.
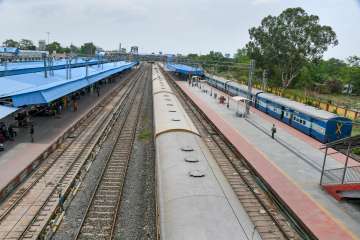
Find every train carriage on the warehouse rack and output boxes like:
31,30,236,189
205,74,353,143
154,64,262,240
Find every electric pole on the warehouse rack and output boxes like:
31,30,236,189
262,69,268,91
46,32,50,45
246,59,255,116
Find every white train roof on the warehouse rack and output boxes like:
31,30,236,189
259,92,341,120
206,73,262,95
156,132,262,240
153,64,199,136
153,92,199,136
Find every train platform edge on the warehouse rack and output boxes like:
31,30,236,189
175,81,357,240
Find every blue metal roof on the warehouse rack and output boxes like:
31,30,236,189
0,105,18,120
0,47,19,54
0,61,135,107
166,63,204,76
0,58,102,77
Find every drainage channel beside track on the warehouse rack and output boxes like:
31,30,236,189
0,66,144,240
162,68,305,240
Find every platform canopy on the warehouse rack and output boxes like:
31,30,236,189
166,63,204,76
324,135,360,162
0,61,136,107
0,58,101,77
0,105,18,120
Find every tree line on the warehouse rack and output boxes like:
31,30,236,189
2,39,98,56
185,8,360,95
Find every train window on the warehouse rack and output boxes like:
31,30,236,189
303,120,307,125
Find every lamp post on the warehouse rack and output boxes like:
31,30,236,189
46,32,50,45
227,85,230,108
246,59,255,116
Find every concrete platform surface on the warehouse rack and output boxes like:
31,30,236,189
176,80,360,240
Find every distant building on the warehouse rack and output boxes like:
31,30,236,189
38,40,46,51
225,53,231,58
130,46,139,55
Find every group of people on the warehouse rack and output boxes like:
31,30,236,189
0,123,16,150
0,81,107,152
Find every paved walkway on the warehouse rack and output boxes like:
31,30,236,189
179,81,360,239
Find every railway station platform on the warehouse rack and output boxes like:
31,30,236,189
0,74,130,200
175,80,360,240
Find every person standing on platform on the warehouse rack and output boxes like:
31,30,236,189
30,124,34,142
271,124,277,139
96,85,100,97
8,125,15,140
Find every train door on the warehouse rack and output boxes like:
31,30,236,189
280,106,285,120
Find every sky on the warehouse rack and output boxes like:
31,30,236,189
0,0,359,59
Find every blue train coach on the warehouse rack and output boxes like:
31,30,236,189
206,75,353,143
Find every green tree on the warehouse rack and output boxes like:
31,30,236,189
69,44,79,54
19,39,36,50
246,7,338,88
347,56,360,67
3,39,19,48
234,48,250,64
46,41,63,54
347,56,360,94
80,42,96,56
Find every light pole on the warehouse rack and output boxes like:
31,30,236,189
262,69,268,91
46,32,50,45
226,81,230,108
246,59,256,116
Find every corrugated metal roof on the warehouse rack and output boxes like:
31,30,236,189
0,105,18,120
0,47,19,54
166,63,204,76
0,58,100,77
0,61,135,106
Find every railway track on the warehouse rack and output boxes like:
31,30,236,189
0,66,144,240
162,68,304,240
73,64,150,240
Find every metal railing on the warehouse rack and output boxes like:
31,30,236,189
321,166,360,185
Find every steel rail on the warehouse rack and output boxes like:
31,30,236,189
73,65,149,240
17,68,147,240
0,69,139,222
0,69,143,240
162,68,306,240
